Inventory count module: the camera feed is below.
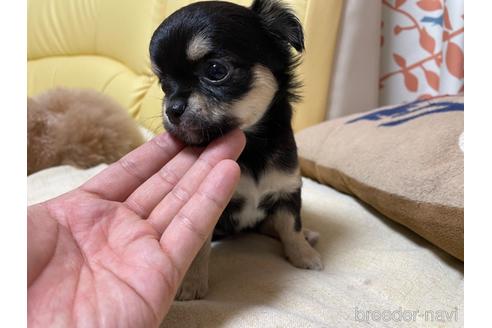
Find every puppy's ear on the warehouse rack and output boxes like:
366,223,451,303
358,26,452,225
251,0,305,52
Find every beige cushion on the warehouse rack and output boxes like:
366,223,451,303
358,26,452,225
296,96,464,260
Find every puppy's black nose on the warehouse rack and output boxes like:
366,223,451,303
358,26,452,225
166,99,187,124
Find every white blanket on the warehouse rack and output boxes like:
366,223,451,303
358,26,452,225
28,166,463,327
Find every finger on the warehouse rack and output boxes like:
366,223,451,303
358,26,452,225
126,129,244,219
123,146,201,218
159,160,240,284
147,129,245,234
80,133,184,201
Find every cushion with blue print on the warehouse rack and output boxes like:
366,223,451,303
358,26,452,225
296,95,464,260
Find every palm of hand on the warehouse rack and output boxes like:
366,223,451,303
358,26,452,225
28,191,175,328
27,131,244,328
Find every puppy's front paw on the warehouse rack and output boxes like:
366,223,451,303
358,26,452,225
175,276,208,301
285,242,324,271
303,228,320,246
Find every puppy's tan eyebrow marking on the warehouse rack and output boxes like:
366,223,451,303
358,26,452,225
187,34,211,61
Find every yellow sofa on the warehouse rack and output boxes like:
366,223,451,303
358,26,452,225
27,0,343,133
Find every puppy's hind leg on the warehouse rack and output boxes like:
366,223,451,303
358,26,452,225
175,234,212,301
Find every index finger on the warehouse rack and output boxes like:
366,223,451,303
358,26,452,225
159,159,241,285
80,132,184,201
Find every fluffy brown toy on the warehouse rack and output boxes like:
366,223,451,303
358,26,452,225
28,88,145,175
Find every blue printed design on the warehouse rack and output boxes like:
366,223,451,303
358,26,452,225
346,100,463,127
421,15,443,27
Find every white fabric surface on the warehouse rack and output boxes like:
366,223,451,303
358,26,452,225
27,164,107,205
27,166,463,327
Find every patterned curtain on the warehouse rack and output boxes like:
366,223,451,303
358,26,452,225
379,0,464,106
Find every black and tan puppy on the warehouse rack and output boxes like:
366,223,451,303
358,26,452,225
150,0,323,301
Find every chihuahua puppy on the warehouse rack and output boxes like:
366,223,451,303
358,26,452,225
150,0,323,301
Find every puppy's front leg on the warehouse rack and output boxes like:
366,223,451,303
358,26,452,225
175,234,211,301
269,208,323,271
258,217,320,247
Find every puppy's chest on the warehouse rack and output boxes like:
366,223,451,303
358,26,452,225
231,168,301,231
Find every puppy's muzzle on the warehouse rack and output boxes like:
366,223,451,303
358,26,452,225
166,98,187,124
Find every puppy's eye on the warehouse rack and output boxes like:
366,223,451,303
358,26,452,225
204,61,229,82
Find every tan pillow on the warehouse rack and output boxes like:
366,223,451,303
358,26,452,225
296,96,464,260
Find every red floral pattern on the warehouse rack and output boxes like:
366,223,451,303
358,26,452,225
379,0,464,105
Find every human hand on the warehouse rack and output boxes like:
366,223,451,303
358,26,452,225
27,129,245,328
